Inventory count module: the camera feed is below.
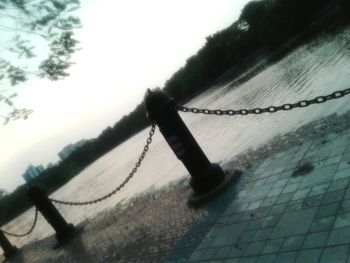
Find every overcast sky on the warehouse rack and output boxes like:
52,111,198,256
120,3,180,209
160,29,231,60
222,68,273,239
0,0,251,191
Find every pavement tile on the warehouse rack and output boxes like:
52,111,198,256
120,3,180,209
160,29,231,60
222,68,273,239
215,246,232,259
227,244,248,258
334,167,350,180
244,241,266,256
238,231,257,243
342,151,350,162
304,149,329,162
254,179,266,187
310,216,335,232
255,254,277,263
211,223,247,247
302,194,324,208
281,235,306,251
244,187,272,203
261,238,284,253
268,203,287,216
284,201,303,214
345,187,350,200
316,202,340,218
334,163,350,173
188,250,203,262
324,154,343,166
328,178,349,191
247,201,263,211
275,192,294,204
302,231,329,249
225,214,243,224
271,166,286,176
292,188,310,201
198,248,218,260
309,183,330,196
273,179,289,189
264,175,280,185
282,183,300,194
242,209,268,221
259,197,277,208
295,249,322,263
321,190,345,204
298,165,337,189
261,215,280,228
224,259,240,263
329,147,346,157
198,237,213,249
320,245,350,263
275,251,298,263
253,228,274,241
334,212,350,228
327,226,350,245
245,219,263,231
271,208,317,238
340,199,350,213
238,256,258,263
267,187,284,197
288,176,305,186
224,206,242,216
255,208,270,218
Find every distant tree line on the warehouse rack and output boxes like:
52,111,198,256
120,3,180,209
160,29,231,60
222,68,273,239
1,0,349,226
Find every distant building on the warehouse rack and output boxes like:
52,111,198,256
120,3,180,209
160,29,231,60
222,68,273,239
22,164,45,183
58,139,87,161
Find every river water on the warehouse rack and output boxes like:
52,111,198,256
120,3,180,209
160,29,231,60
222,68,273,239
4,26,350,247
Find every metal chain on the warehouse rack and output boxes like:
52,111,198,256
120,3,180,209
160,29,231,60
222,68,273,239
1,209,38,237
178,88,350,116
50,124,157,206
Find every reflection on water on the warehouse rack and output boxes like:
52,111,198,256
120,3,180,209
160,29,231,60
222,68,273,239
4,27,350,247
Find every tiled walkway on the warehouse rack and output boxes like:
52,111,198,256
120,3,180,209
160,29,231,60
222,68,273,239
186,130,350,263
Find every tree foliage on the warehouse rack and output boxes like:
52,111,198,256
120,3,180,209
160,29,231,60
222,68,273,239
0,0,81,125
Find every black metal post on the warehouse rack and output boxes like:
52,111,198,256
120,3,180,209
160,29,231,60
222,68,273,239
144,88,240,205
27,186,77,247
0,231,18,260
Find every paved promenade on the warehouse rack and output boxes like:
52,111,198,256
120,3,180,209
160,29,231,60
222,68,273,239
1,111,350,263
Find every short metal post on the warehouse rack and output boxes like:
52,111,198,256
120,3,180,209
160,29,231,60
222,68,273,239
144,88,241,205
27,186,77,247
0,231,18,260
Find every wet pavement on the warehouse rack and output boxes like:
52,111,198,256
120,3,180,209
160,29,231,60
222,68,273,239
1,111,350,263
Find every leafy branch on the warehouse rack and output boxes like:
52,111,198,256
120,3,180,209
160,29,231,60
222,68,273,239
0,0,82,124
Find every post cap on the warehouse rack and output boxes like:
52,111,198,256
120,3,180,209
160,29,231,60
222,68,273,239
144,88,175,120
27,185,46,200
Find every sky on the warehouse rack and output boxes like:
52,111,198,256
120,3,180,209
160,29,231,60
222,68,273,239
0,0,252,191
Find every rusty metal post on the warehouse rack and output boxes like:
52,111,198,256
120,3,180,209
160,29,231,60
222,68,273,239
0,231,18,260
144,88,240,205
27,186,78,247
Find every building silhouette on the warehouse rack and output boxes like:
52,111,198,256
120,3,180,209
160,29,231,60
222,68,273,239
22,164,45,183
58,139,87,161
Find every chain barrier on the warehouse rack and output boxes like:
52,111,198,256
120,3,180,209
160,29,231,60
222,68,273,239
0,209,38,237
50,124,157,206
178,88,350,116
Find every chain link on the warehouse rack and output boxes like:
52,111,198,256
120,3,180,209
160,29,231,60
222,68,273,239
178,88,350,116
1,209,38,237
50,124,156,206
